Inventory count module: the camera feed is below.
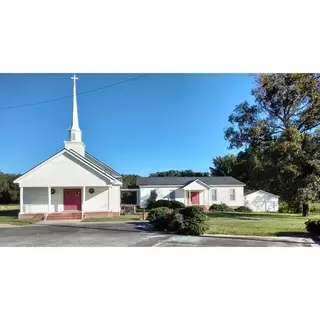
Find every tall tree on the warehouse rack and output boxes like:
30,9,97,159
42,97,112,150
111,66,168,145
210,155,238,176
225,73,320,216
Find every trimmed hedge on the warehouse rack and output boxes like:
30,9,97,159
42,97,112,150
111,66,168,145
305,219,320,234
235,206,253,212
147,206,209,236
209,203,234,212
148,199,185,210
179,206,209,236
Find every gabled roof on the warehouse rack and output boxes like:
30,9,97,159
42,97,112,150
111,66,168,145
136,176,245,186
84,151,122,179
182,179,210,189
14,148,122,185
244,189,280,198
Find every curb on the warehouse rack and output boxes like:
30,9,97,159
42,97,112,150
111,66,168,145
203,233,319,246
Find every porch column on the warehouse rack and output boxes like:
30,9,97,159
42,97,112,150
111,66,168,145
48,187,51,213
208,189,210,206
188,191,191,205
20,187,24,214
82,186,86,212
108,186,112,211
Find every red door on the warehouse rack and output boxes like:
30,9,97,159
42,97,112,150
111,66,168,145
64,189,81,211
190,192,200,205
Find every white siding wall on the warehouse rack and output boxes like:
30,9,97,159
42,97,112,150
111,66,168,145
139,186,185,208
21,186,121,214
85,187,109,212
245,191,279,212
23,187,48,213
19,153,111,187
209,186,244,207
139,185,245,208
110,186,121,212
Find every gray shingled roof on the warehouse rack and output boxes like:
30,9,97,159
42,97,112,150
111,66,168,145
136,176,245,186
84,152,122,179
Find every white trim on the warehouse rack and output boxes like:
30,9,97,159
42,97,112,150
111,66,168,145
245,190,280,198
48,187,51,213
183,179,210,190
14,149,122,186
138,184,245,188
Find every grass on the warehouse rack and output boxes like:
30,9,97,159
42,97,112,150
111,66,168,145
0,205,35,226
207,211,320,236
83,214,141,223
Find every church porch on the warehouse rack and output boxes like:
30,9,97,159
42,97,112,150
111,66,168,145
18,186,120,220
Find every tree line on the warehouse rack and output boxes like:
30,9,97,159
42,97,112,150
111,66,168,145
3,74,320,215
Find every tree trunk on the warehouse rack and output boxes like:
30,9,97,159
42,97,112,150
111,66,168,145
302,203,310,216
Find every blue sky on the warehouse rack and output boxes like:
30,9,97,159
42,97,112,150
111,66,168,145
0,74,255,176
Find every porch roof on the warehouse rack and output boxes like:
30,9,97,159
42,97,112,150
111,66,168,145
182,179,210,190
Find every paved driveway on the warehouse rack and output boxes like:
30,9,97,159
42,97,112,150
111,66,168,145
0,221,317,247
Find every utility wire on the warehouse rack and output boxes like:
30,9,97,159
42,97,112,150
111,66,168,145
0,73,150,111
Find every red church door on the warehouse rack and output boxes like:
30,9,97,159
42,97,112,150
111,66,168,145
190,192,200,205
64,189,82,211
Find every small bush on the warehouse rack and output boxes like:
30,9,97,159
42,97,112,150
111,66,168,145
305,219,320,234
147,207,172,230
179,206,209,236
148,199,185,210
235,206,253,212
209,203,234,212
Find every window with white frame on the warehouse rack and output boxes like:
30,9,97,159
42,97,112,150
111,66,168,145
230,189,236,201
211,189,217,201
169,190,175,200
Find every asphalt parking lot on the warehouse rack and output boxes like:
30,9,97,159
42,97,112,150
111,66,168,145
0,221,318,247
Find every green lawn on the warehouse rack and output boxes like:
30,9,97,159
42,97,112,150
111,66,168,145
207,211,320,236
0,206,35,226
83,214,141,223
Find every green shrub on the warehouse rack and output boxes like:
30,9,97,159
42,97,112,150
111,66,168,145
169,200,186,209
167,210,184,232
209,203,234,212
146,190,158,209
148,199,185,210
147,207,172,230
235,206,253,212
305,219,320,234
179,206,209,236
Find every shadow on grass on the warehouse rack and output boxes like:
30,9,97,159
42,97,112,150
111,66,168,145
275,231,310,237
0,209,19,217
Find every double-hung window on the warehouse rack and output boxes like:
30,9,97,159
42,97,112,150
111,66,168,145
230,189,236,201
212,189,217,201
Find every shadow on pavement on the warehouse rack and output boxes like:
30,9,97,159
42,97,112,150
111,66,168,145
38,221,155,234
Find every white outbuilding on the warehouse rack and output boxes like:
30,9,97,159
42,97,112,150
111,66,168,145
244,190,279,212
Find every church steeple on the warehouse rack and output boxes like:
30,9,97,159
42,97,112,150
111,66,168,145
69,75,81,141
64,74,86,156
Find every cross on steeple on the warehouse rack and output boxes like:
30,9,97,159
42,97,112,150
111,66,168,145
71,74,78,86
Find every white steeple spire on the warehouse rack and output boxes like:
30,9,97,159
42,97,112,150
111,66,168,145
64,74,86,156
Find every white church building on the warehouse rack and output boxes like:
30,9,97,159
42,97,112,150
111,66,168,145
14,75,123,220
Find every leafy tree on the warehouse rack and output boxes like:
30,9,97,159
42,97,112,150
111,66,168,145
210,154,238,176
0,171,21,204
225,73,320,216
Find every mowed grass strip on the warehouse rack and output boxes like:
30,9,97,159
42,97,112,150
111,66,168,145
207,212,320,236
0,208,34,226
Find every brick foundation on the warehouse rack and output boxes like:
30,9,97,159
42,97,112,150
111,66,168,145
19,214,45,220
84,212,120,219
